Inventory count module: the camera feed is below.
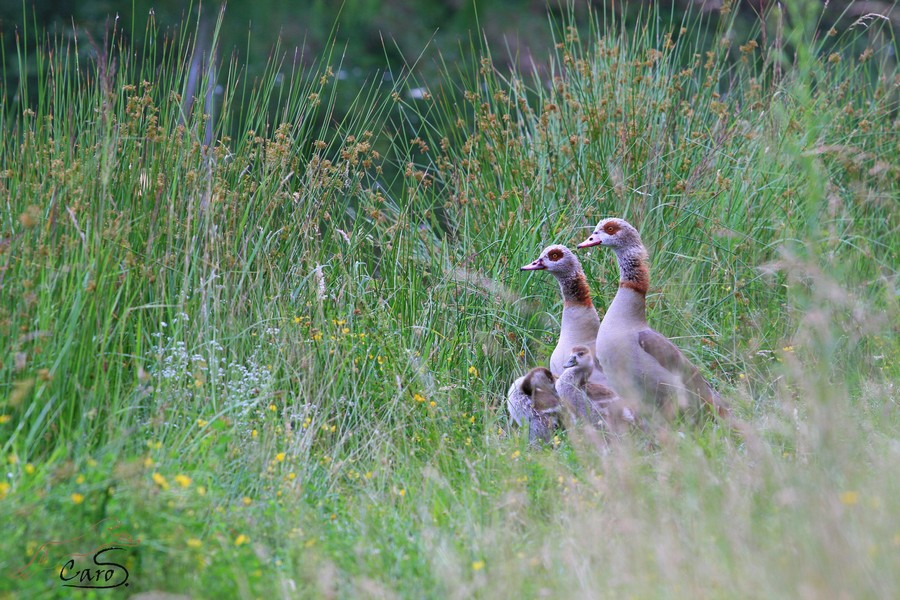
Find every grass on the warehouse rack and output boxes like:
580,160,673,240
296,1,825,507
1,2,898,597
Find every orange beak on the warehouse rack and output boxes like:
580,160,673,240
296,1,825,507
520,258,546,271
576,234,602,249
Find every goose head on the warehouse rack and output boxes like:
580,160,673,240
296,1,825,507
520,244,582,275
520,367,560,412
576,218,642,251
563,345,595,374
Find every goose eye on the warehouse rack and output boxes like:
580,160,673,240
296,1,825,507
604,224,617,234
547,250,563,261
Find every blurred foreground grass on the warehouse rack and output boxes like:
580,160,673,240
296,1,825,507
0,2,898,597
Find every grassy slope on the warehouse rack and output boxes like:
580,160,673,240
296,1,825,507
1,4,898,598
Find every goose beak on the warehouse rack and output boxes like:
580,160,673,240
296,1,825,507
563,356,577,368
576,234,601,249
520,259,546,271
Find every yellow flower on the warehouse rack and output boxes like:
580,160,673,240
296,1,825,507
364,471,374,479
397,488,406,497
143,456,154,468
196,419,208,427
0,415,11,424
197,486,207,496
287,472,296,480
782,345,795,352
471,560,485,571
468,365,479,377
293,316,302,324
341,327,350,335
413,393,426,403
24,463,35,475
152,473,169,490
840,491,859,506
75,475,85,484
187,538,202,548
242,496,252,506
0,482,10,499
194,379,203,388
275,453,286,462
251,429,258,438
429,401,436,407
510,450,520,459
268,404,277,412
71,493,85,505
234,534,249,546
174,474,192,488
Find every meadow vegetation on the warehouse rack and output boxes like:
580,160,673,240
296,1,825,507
1,2,898,597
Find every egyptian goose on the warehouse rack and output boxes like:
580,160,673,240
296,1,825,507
576,218,730,422
506,367,562,445
520,245,607,383
556,345,636,433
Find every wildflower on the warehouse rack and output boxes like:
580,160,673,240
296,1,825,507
0,482,10,499
234,534,249,546
197,486,207,496
196,419,208,427
782,345,794,353
194,379,203,388
341,328,350,335
268,404,277,412
242,496,252,506
275,453,286,462
174,475,192,488
510,450,520,459
24,463,35,475
840,491,859,506
397,488,406,497
152,473,170,490
68,492,85,505
364,471,374,479
287,473,296,480
413,393,426,403
468,365,479,377
0,415,10,424
251,429,258,438
187,538,202,549
429,401,436,407
472,560,485,571
143,456,154,468
76,475,85,484
293,316,302,324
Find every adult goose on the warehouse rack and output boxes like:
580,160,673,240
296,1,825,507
520,244,609,386
576,218,730,422
506,367,562,445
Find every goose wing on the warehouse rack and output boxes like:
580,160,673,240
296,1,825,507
637,329,728,415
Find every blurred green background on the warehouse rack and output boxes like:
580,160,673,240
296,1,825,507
4,1,893,109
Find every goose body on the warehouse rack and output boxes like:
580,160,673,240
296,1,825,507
577,218,728,421
520,245,608,387
506,367,562,445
